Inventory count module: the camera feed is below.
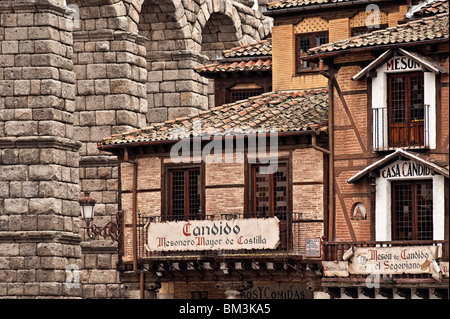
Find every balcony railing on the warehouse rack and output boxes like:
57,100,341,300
373,104,430,151
137,212,318,261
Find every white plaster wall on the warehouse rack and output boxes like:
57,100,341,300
371,58,436,150
375,173,445,241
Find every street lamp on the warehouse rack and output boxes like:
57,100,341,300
78,192,96,225
78,192,122,242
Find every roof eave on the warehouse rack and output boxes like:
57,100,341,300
263,0,391,16
304,38,449,63
347,148,450,183
98,129,326,152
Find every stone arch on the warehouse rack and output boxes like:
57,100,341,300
138,0,192,53
193,0,244,60
130,0,272,123
65,0,132,32
199,11,243,60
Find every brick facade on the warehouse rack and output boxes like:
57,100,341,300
119,147,326,262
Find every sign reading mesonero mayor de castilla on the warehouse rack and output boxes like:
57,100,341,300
145,218,280,252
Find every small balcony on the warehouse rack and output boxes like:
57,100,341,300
136,212,320,262
372,104,430,151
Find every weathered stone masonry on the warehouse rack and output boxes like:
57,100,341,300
0,0,82,298
0,0,272,298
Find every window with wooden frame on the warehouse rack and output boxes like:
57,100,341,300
392,180,433,241
388,72,425,148
250,163,288,219
228,83,265,103
296,32,328,72
167,167,202,221
351,24,388,36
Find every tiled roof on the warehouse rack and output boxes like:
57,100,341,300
266,0,354,10
406,0,449,18
307,12,449,57
195,59,272,74
222,38,272,59
100,90,328,147
196,38,272,74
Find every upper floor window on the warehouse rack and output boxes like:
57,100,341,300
167,167,202,221
351,24,388,37
228,83,265,103
296,32,328,72
250,163,288,219
387,72,426,149
392,180,433,241
369,52,439,151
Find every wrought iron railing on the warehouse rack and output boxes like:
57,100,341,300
136,212,318,260
372,104,430,151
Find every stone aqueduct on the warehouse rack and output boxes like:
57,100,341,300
0,0,272,298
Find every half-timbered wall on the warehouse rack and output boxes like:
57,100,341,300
119,144,326,262
329,47,449,243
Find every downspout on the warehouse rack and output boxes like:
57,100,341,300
123,147,143,298
319,61,335,242
311,133,331,155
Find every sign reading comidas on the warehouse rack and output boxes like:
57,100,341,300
145,218,280,252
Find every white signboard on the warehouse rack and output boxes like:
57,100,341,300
305,238,321,258
322,261,350,277
348,245,441,279
146,217,280,252
440,261,449,278
385,56,422,72
380,160,434,179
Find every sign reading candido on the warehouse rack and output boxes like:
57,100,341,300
145,217,280,252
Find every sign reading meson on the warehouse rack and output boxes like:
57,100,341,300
348,246,442,280
323,246,444,281
145,218,280,251
386,56,421,72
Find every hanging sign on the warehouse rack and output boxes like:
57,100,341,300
380,160,434,179
322,261,350,277
347,245,442,280
145,217,280,252
440,262,449,278
305,238,322,258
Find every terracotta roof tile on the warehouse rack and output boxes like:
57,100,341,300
100,90,329,147
196,39,272,74
307,12,448,56
222,38,272,59
406,0,448,18
267,0,354,10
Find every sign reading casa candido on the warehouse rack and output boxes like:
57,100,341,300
145,217,280,252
